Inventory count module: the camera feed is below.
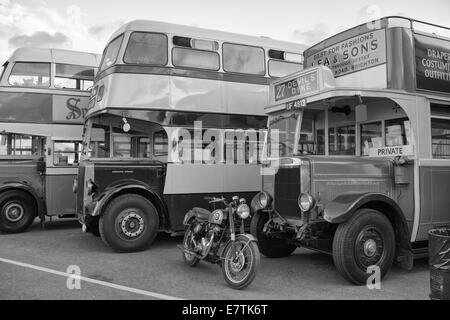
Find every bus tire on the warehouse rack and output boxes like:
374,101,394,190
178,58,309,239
0,190,36,234
99,194,159,253
250,211,296,258
332,208,395,285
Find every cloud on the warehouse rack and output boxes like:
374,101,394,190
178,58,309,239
292,24,330,45
9,31,69,48
0,1,119,62
88,20,125,40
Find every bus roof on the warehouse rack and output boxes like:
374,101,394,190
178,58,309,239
6,47,102,67
108,20,307,53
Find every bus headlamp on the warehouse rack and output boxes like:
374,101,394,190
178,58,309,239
251,191,272,212
298,193,315,212
237,204,250,219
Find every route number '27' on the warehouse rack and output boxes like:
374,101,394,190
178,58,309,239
274,70,319,102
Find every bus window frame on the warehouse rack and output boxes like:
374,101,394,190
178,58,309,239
430,102,450,159
0,62,8,82
8,61,51,88
222,42,266,76
123,31,168,66
53,140,82,166
268,59,302,78
98,33,125,73
54,63,96,92
171,46,220,71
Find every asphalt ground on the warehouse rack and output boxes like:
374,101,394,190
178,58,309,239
0,219,430,300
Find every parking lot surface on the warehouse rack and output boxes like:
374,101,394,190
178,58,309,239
0,219,430,300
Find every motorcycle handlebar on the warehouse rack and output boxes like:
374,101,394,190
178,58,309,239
204,196,239,206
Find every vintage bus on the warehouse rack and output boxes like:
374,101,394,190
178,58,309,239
249,17,450,284
75,20,306,252
0,48,101,233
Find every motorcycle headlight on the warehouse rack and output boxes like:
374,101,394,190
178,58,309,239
237,204,250,219
298,193,316,212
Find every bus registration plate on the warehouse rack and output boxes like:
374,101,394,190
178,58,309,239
286,99,306,110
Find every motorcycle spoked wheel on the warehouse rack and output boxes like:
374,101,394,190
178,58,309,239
221,236,260,290
181,224,201,267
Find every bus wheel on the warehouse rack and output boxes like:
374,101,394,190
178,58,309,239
99,194,159,253
332,208,395,285
0,190,36,234
250,211,296,258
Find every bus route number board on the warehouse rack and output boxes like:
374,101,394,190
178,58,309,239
286,98,307,110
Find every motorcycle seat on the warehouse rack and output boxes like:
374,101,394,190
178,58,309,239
191,207,211,221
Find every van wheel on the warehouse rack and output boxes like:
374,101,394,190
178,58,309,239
99,194,159,253
0,190,36,234
250,211,296,258
332,208,395,285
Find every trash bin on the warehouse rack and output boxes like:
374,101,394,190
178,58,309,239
429,228,450,300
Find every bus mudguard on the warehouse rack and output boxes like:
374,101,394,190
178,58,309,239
92,183,168,227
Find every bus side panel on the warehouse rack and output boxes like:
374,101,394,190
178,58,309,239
0,161,44,200
417,165,450,241
45,167,77,216
163,163,262,231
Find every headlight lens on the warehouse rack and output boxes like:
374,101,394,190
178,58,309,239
237,204,250,219
259,192,268,208
251,191,272,212
298,193,315,212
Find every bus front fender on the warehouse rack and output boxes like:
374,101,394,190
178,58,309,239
324,192,404,224
91,184,168,228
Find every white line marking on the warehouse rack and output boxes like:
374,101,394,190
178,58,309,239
0,257,184,300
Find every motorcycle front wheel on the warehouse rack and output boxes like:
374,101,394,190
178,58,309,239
222,235,260,290
182,224,201,267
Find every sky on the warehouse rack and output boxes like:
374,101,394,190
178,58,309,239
0,0,449,62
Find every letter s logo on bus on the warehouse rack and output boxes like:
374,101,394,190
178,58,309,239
66,98,82,120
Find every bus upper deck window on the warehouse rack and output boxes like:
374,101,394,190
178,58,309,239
99,34,124,72
223,43,265,76
8,62,50,87
54,64,95,91
124,32,168,65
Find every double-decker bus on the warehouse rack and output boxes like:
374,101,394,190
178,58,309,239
76,20,306,252
250,17,450,284
0,48,101,233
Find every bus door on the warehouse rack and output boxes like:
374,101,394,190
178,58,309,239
45,137,81,216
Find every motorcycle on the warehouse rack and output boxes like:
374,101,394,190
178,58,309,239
179,196,260,290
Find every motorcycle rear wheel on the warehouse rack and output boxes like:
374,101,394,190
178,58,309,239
222,235,260,290
182,225,201,267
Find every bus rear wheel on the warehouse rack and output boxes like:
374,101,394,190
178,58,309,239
99,194,159,253
0,190,36,234
332,208,395,285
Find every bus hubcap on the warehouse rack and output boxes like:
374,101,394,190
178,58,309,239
4,202,25,222
363,239,377,257
118,211,145,238
355,227,384,269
